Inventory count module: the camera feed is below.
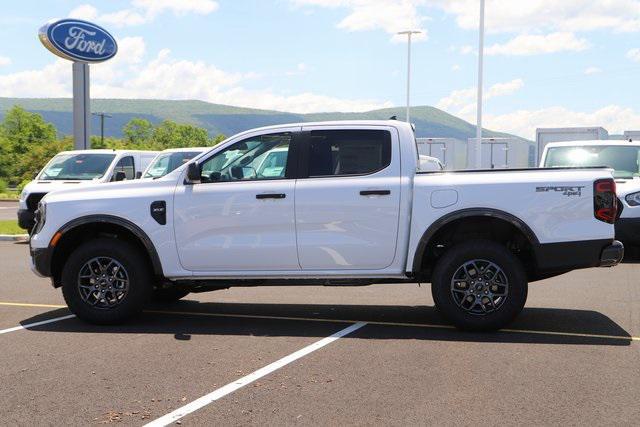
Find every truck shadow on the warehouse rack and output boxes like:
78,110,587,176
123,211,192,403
20,301,633,346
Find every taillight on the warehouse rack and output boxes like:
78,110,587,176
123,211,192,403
594,178,617,224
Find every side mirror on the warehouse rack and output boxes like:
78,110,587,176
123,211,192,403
135,171,142,179
185,162,201,184
231,165,244,179
114,171,126,182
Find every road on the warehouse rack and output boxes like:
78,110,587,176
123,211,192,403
0,240,638,425
0,200,18,221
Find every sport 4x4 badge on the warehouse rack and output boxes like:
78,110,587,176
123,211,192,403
536,186,584,197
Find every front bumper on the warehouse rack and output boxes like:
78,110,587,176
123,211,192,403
17,209,35,230
30,246,52,278
615,218,640,246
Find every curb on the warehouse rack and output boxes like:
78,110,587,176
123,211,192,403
0,199,19,202
0,234,28,242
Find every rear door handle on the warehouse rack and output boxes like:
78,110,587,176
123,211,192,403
360,190,391,196
256,193,286,199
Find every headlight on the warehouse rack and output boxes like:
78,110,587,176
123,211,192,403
19,190,27,202
625,192,640,206
33,201,46,234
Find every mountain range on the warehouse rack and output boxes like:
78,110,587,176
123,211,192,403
0,97,522,141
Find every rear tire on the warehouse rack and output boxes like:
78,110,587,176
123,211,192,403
431,240,528,331
61,238,152,325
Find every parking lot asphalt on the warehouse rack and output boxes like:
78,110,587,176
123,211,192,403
0,200,18,221
0,240,638,425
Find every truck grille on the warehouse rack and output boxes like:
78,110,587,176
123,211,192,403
26,193,47,212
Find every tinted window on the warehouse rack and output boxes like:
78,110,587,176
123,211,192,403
114,156,135,180
308,130,391,176
39,153,116,180
199,133,291,182
144,151,201,178
545,145,640,179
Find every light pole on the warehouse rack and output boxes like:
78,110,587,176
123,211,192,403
475,0,485,168
397,30,422,123
92,112,112,146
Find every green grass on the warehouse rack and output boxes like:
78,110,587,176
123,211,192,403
0,191,19,200
0,220,24,235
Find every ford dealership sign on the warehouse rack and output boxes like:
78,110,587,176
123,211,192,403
38,19,117,63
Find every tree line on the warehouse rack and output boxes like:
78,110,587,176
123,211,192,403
0,106,225,189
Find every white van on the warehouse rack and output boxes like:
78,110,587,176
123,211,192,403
18,149,159,230
142,147,209,179
540,140,640,249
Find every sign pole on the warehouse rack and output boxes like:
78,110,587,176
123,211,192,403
72,62,90,150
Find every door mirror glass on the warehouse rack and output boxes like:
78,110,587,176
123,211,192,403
185,162,201,184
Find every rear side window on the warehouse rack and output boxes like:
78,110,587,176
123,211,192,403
308,130,391,177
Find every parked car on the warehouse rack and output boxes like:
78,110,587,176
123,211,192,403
18,149,159,231
419,155,445,171
142,147,208,179
540,140,638,249
28,121,622,330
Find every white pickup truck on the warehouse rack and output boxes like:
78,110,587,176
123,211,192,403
18,149,159,231
540,140,640,250
29,121,623,331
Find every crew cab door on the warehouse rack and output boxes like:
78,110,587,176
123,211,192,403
295,126,401,270
173,129,300,271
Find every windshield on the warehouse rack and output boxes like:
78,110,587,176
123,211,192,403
144,151,201,178
544,145,640,179
39,153,116,180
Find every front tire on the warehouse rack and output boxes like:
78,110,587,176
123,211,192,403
61,238,152,325
431,240,528,331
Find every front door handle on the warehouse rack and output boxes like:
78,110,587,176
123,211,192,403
256,193,286,199
360,190,391,196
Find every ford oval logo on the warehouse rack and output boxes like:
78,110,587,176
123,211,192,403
38,19,117,63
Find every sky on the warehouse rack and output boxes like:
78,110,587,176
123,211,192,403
1,0,640,139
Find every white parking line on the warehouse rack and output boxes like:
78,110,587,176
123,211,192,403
145,321,367,427
0,314,75,335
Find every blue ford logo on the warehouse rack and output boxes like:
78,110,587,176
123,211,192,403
38,19,117,63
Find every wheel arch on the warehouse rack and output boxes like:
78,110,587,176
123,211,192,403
411,208,540,278
50,215,163,287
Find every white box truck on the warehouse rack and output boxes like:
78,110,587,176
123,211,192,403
536,127,608,163
416,137,466,170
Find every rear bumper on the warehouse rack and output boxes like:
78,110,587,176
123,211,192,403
615,218,640,246
17,209,35,230
535,239,624,273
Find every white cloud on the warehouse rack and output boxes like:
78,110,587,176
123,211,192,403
0,56,11,66
451,64,460,71
69,0,218,27
436,78,524,121
432,0,640,34
485,32,589,56
584,66,602,75
626,48,640,62
291,0,428,41
0,38,390,114
484,105,640,140
286,62,308,76
459,45,474,55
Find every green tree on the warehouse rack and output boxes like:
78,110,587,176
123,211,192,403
122,118,153,146
0,106,58,185
151,120,211,149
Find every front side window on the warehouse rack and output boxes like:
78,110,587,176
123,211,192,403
308,130,391,177
199,133,291,182
113,156,135,180
144,151,202,178
39,153,116,180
